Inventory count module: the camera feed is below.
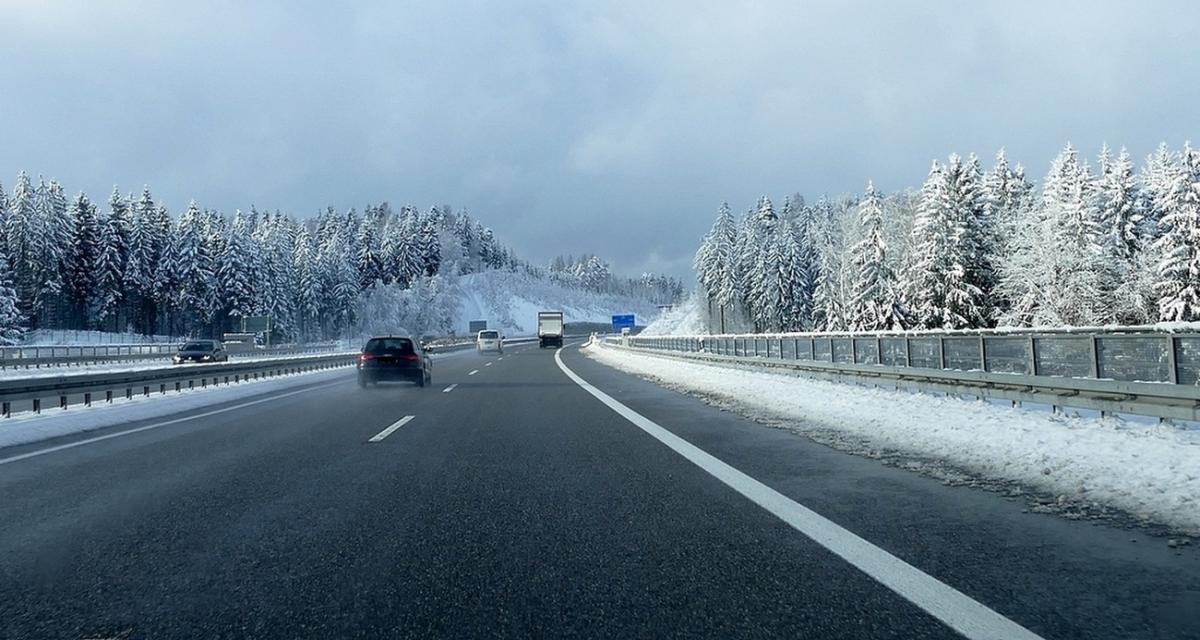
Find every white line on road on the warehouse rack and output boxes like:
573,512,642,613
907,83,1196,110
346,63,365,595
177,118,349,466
553,347,1044,640
485,362,493,367
442,384,458,393
367,415,415,442
468,369,479,376
0,379,348,466
498,357,504,361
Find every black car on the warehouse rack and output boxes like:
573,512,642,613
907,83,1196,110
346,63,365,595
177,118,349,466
357,336,432,388
172,340,229,364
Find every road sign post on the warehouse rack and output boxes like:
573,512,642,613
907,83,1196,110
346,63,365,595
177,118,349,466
241,316,273,348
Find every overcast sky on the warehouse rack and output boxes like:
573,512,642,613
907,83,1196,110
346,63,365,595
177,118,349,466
1,1,1197,279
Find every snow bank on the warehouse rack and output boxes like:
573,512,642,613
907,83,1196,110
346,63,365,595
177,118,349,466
453,270,661,336
585,342,1200,534
640,293,708,336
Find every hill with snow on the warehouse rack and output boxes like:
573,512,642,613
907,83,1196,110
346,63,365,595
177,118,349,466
453,270,663,336
639,294,708,336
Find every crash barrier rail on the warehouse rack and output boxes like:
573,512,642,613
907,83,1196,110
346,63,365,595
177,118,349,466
611,327,1200,422
0,342,342,370
0,352,359,418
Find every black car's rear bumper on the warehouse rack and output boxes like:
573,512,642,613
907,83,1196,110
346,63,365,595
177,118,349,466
358,364,424,382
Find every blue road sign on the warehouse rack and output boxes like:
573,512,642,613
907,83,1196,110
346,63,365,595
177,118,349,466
612,314,636,331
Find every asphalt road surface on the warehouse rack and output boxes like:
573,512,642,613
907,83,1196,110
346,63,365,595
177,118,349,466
1,341,1198,639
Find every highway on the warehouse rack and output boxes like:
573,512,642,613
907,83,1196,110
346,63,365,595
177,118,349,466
1,342,1197,639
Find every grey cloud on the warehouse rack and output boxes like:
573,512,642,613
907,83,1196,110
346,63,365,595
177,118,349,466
1,0,1197,280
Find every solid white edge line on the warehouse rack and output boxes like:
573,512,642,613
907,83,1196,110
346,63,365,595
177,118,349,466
553,346,1043,640
0,378,348,466
442,384,458,393
468,369,479,376
367,415,415,442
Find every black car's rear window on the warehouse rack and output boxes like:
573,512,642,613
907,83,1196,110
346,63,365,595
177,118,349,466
181,342,213,351
364,338,415,354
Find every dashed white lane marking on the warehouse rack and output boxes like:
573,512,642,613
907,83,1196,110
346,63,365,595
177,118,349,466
0,379,347,466
442,384,458,393
468,369,479,376
367,415,415,442
485,362,493,367
498,357,505,361
553,347,1044,640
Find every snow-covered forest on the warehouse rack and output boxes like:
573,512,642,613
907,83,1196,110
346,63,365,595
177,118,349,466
0,172,681,344
693,142,1200,333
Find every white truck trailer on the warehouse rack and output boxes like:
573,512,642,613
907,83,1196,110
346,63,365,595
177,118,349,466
537,311,565,349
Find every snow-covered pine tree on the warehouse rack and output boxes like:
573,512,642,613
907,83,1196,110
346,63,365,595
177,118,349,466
902,160,981,329
217,210,258,329
1141,143,1186,241
92,206,126,329
0,246,24,345
1154,144,1200,321
693,206,728,312
1094,146,1151,323
6,172,37,322
355,217,384,288
811,197,847,331
292,227,320,340
172,201,217,333
849,181,905,331
953,154,995,324
148,204,175,333
67,192,100,328
417,208,442,277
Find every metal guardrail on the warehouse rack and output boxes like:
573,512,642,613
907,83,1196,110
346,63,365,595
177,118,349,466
613,329,1200,422
0,343,341,370
0,352,358,417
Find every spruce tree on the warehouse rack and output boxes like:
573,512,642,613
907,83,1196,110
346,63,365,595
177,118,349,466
68,192,100,328
849,182,905,330
1154,144,1200,321
0,247,24,345
902,160,981,329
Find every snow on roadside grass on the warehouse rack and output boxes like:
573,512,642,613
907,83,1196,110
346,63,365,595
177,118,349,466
585,342,1200,534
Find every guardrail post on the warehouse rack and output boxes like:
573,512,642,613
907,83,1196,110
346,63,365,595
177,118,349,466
33,398,40,414
850,338,858,364
1089,336,1100,378
937,336,946,370
125,387,132,401
978,335,986,372
106,390,113,403
1029,336,1038,376
2,401,9,417
902,336,911,367
1166,336,1179,384
84,392,92,406
59,395,67,410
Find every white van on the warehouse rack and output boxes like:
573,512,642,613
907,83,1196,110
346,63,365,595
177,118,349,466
477,329,504,354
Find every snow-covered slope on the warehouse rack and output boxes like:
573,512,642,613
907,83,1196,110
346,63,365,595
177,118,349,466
640,293,708,336
452,270,662,336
